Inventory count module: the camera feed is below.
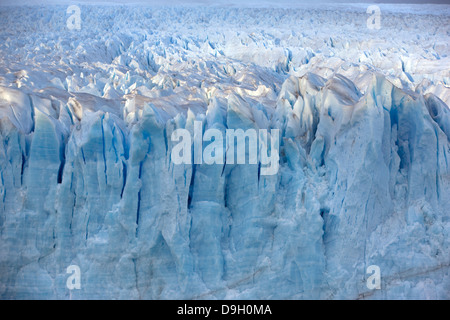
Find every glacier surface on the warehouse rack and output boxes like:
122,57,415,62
0,3,449,299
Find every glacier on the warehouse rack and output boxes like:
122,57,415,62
0,3,449,300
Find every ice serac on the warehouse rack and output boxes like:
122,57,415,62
0,5,449,300
1,70,448,300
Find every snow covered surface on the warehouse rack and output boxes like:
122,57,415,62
0,3,449,299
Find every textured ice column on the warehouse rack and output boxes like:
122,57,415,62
220,94,278,298
54,109,128,299
0,88,37,298
268,74,327,299
318,74,450,299
0,87,32,217
188,98,227,295
9,100,66,299
376,79,450,299
318,74,395,298
25,108,62,211
0,118,29,299
0,118,27,215
127,104,198,299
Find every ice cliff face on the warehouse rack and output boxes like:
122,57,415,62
0,4,449,299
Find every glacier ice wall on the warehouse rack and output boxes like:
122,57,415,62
0,5,449,299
